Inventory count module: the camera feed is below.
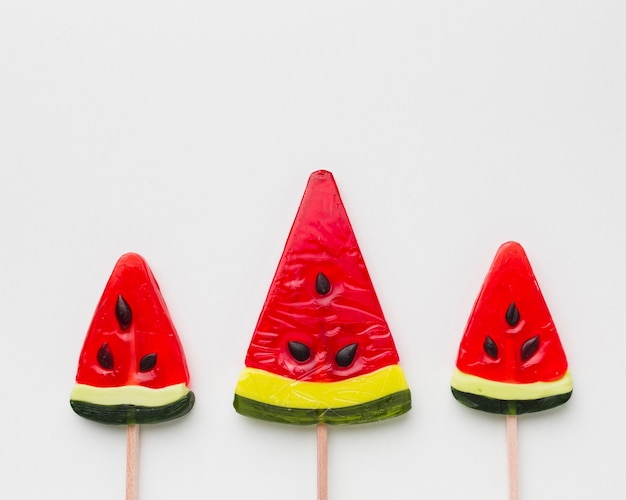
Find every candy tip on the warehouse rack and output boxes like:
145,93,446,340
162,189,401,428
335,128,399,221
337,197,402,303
498,241,525,253
118,251,145,261
114,252,148,269
309,169,334,180
501,240,522,248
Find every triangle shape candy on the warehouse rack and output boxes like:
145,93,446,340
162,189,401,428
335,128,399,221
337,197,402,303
70,253,195,424
234,170,411,425
451,241,572,415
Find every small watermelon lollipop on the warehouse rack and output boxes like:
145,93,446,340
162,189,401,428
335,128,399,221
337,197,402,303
451,241,572,415
71,253,194,424
451,241,572,500
70,253,194,499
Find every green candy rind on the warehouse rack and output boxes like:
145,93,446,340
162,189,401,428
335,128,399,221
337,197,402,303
233,389,411,425
70,391,195,425
451,387,572,415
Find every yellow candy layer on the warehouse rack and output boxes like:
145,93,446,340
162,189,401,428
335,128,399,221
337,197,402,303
70,382,190,407
451,368,573,401
235,365,409,409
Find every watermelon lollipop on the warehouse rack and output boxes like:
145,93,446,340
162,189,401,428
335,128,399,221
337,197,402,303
70,253,194,499
451,241,572,415
71,253,194,423
451,241,572,500
234,170,411,425
234,170,410,499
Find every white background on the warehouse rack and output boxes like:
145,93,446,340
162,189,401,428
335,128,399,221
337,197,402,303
1,2,625,499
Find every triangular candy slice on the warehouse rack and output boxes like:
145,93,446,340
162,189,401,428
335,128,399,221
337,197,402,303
234,170,411,425
451,241,572,415
70,253,195,424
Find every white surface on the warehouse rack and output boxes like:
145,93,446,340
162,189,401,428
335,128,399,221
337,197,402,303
1,2,625,499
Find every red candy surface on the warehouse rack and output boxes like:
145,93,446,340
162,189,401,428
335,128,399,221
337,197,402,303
74,253,190,389
455,241,568,384
244,170,400,382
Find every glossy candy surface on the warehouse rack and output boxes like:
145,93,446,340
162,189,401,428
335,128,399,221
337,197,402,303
70,253,194,424
451,242,572,415
234,170,411,425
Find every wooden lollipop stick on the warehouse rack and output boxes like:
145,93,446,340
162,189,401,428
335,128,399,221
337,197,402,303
126,424,139,500
317,423,328,500
506,415,519,500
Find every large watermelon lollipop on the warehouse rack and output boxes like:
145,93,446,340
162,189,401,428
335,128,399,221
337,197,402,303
234,170,410,498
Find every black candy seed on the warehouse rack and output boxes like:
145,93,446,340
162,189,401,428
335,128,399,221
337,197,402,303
335,343,358,367
139,353,157,372
505,302,520,327
97,342,114,370
521,335,540,361
483,336,499,359
316,272,331,295
116,294,132,330
288,341,311,362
